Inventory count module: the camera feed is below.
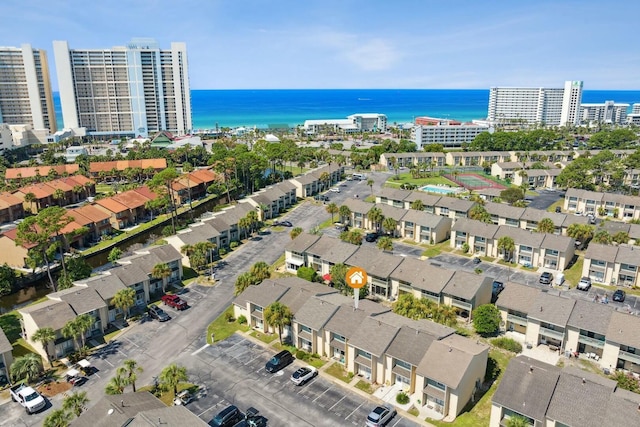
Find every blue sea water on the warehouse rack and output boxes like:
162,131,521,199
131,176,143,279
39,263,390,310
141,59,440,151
53,89,640,131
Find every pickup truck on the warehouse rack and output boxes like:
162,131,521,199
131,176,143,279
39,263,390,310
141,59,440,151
161,294,188,310
10,384,46,414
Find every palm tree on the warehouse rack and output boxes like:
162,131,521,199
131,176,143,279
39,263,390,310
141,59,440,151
63,391,89,417
112,287,136,320
246,210,260,236
72,184,84,202
289,227,303,240
566,223,594,246
366,178,374,196
593,229,612,245
434,305,458,327
43,409,73,427
53,188,66,207
62,320,81,351
105,370,127,395
367,207,384,232
24,192,36,213
338,205,351,224
319,171,330,191
234,271,256,296
160,363,188,398
505,415,530,427
249,261,271,282
238,216,251,240
410,199,424,211
497,236,515,261
536,218,555,234
10,353,43,383
32,327,56,365
151,263,172,293
326,202,338,222
377,236,393,252
264,301,293,345
382,217,397,236
74,314,94,348
122,359,143,392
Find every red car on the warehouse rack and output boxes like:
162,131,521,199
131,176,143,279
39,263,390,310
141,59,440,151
161,294,188,310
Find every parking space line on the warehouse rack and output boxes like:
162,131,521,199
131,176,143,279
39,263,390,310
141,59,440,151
390,417,402,427
122,336,140,348
197,399,226,417
346,401,365,420
329,395,346,411
191,344,209,356
312,385,332,402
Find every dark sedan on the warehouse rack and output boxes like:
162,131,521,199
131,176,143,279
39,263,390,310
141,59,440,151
613,289,626,302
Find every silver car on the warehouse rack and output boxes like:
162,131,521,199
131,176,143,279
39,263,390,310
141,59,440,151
366,404,397,427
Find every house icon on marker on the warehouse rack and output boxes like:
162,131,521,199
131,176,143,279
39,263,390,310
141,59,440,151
349,271,364,285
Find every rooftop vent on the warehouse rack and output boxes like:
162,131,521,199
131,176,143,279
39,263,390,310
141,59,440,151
529,366,534,374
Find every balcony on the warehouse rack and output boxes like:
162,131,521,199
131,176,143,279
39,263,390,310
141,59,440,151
539,326,565,341
578,335,605,349
619,350,640,365
507,314,527,326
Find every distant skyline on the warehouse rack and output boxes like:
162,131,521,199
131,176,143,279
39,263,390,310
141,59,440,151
3,0,639,91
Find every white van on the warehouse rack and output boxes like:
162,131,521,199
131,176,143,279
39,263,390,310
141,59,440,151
353,173,366,180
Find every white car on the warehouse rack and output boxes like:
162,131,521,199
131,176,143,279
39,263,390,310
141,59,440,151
290,366,318,385
366,404,397,427
329,187,340,193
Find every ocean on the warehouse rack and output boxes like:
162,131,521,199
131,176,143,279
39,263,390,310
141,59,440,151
53,89,640,131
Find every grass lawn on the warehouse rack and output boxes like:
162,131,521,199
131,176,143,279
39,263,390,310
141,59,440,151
354,380,375,394
564,257,584,287
385,173,457,189
325,362,354,383
422,241,453,258
547,199,564,213
206,306,250,344
250,330,278,344
431,349,512,427
138,383,196,406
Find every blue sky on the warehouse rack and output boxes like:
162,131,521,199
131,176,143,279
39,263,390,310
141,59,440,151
3,0,639,90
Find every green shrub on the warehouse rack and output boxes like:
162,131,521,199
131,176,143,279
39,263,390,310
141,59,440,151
491,337,523,353
295,350,307,360
461,242,470,253
230,241,239,249
162,225,174,237
297,266,317,282
396,391,409,404
455,327,471,337
224,312,234,322
218,247,227,256
474,267,483,274
237,315,247,325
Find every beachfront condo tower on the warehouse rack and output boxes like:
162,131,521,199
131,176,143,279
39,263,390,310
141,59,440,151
53,39,192,138
0,44,57,133
487,80,583,127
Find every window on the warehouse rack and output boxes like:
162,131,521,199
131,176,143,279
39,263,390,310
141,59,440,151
299,325,311,334
332,333,345,343
394,359,411,370
427,378,446,390
356,349,371,360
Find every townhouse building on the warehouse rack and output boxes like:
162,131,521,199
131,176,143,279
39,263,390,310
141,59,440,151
0,192,24,224
512,167,562,189
0,328,12,382
491,356,640,427
3,165,80,182
233,277,488,421
379,152,446,169
490,161,562,181
495,282,640,376
564,188,640,221
0,228,34,268
19,244,182,360
583,243,639,286
88,159,168,179
451,218,575,270
290,163,345,198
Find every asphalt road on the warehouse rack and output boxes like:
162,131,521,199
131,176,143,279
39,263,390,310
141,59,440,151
526,189,564,210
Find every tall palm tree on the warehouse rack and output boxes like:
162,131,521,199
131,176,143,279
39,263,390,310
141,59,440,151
246,210,260,236
410,199,424,211
497,236,515,262
10,353,43,383
338,205,351,224
74,314,95,349
53,189,66,207
151,263,172,293
234,271,256,296
238,216,251,240
536,218,555,234
24,192,36,213
122,359,143,392
32,327,56,365
382,217,397,236
112,288,136,320
62,320,81,351
377,236,393,252
43,409,73,427
366,178,374,195
105,370,127,395
63,391,89,417
367,207,384,232
325,202,338,222
249,261,271,282
289,227,303,240
160,363,188,398
264,301,293,345
319,172,330,191
72,185,84,202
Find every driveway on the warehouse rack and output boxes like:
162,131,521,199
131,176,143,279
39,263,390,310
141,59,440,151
527,189,564,211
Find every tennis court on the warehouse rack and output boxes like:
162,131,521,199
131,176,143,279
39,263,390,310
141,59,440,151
445,173,506,190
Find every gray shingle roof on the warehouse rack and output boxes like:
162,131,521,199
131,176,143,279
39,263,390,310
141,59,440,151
108,264,149,286
127,405,209,427
540,233,574,252
232,279,290,309
0,327,12,354
371,311,454,338
527,291,576,326
345,245,403,279
375,203,407,221
605,311,640,349
400,209,450,228
567,299,613,336
435,197,474,212
348,316,400,357
442,270,492,301
492,356,561,423
416,334,488,389
76,274,127,301
521,208,566,225
324,305,370,339
546,368,617,427
70,392,166,427
176,223,221,245
584,243,618,263
495,282,541,314
277,279,335,314
377,187,412,202
138,244,182,264
483,201,524,220
385,326,436,366
494,226,545,246
285,232,321,253
20,299,77,331
52,287,107,315
604,388,640,427
305,235,358,264
403,191,441,207
390,257,453,294
615,245,639,266
294,296,341,332
341,197,374,214
451,218,499,239
560,214,590,228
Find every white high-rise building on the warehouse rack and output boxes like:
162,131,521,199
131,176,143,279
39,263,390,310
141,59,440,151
53,39,192,138
487,80,583,127
580,100,629,124
0,44,57,133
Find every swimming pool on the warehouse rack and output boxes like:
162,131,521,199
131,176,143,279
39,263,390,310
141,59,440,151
421,184,461,195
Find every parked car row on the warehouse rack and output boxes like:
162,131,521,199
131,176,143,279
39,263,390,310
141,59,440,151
210,405,267,427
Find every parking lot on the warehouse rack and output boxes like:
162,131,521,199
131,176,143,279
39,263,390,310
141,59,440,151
183,334,420,427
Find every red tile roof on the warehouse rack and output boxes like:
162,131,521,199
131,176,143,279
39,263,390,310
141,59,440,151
70,204,111,223
4,165,79,180
111,190,152,209
42,179,73,192
96,198,129,214
60,175,94,187
0,192,23,208
0,228,37,249
89,159,167,173
132,186,159,201
16,183,55,199
190,168,219,183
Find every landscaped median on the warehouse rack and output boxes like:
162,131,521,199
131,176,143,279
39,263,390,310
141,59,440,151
206,306,250,344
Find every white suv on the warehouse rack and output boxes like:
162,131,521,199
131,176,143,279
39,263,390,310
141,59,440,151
577,277,592,291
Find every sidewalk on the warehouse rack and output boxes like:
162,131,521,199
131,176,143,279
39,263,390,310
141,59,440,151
238,330,435,427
